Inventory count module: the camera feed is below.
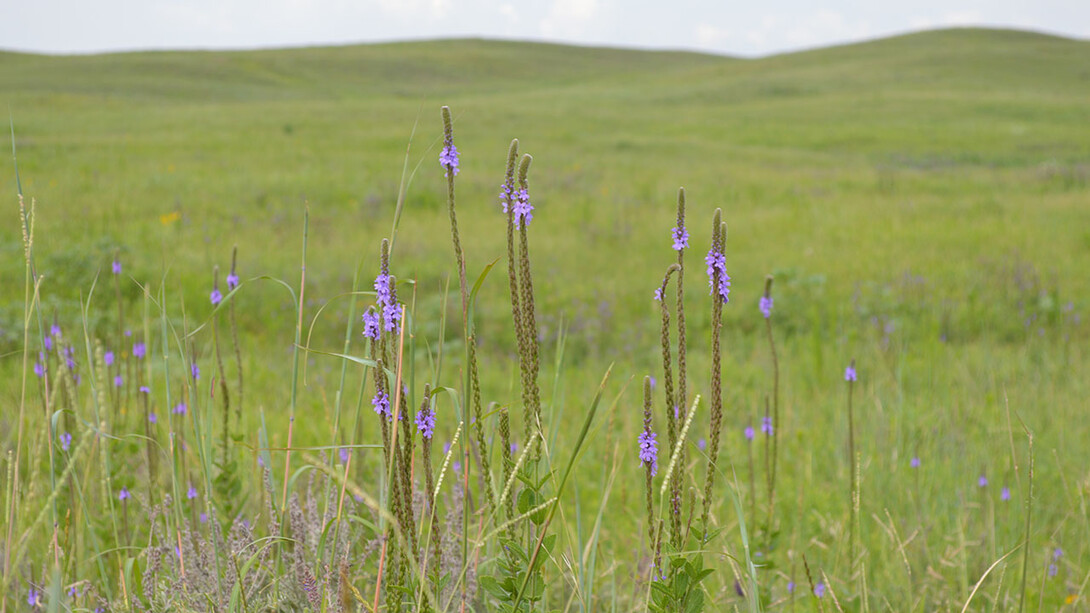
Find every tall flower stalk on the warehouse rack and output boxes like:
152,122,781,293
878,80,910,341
699,209,728,540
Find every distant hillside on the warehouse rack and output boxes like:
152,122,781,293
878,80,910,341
1,28,1087,104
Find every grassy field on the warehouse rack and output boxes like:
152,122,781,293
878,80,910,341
2,27,1089,610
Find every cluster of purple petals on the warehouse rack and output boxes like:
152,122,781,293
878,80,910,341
362,308,381,340
439,143,460,177
133,342,146,359
210,288,223,305
416,406,436,439
513,188,533,229
844,364,857,382
383,302,403,332
371,390,390,418
671,225,689,251
759,295,773,319
653,287,663,302
369,272,401,334
761,416,773,435
704,249,731,302
638,429,659,476
227,271,239,290
499,183,512,213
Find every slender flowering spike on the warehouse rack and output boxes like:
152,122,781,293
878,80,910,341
371,390,390,418
104,351,115,366
118,487,130,500
191,362,200,381
638,430,659,476
671,224,689,251
373,272,391,307
210,265,222,305
361,308,380,340
34,362,45,378
148,413,157,424
787,581,796,594
744,426,755,441
133,342,146,359
698,438,706,451
27,586,40,606
910,456,920,468
704,246,731,302
51,323,61,338
759,295,773,319
173,403,187,415
139,386,150,394
761,416,774,435
113,375,123,388
439,106,460,177
339,447,350,464
43,336,52,351
227,246,240,290
112,259,121,275
844,363,857,382
1001,486,1011,501
187,486,198,499
978,474,988,487
60,432,72,451
814,582,826,597
416,401,436,439
653,287,663,301
513,187,533,228
1054,547,1063,560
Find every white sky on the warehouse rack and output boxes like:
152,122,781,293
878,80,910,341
2,0,1086,57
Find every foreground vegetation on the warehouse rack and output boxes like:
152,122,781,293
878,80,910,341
2,28,1089,610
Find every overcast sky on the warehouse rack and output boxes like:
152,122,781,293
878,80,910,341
3,0,1086,57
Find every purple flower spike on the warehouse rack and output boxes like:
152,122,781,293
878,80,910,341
704,248,730,302
439,143,460,177
978,474,988,488
139,386,150,394
118,487,130,501
371,390,390,418
104,351,115,366
382,302,403,332
744,426,755,441
653,287,663,301
34,362,45,378
844,364,857,382
112,260,121,275
910,456,920,468
761,416,774,436
43,336,53,351
1054,547,1063,560
210,288,223,305
113,375,123,388
191,362,200,381
27,586,41,606
697,438,706,451
148,413,157,424
637,429,659,476
416,405,436,439
671,225,689,251
133,342,146,359
513,188,533,229
1001,486,1011,501
759,295,773,319
227,272,240,290
339,447,350,464
814,582,825,597
173,403,187,415
786,581,796,594
1049,563,1058,577
51,324,61,338
361,308,380,340
60,432,72,451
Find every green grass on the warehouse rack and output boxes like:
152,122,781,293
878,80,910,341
2,26,1089,610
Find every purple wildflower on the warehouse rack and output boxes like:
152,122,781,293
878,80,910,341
104,351,114,366
1048,563,1058,577
118,487,130,501
139,385,150,394
844,364,857,382
27,586,40,606
113,375,123,388
362,308,380,340
227,271,239,290
439,143,460,177
339,447,350,464
173,403,187,415
133,342,146,359
34,362,45,378
671,225,689,251
744,426,755,441
112,260,121,275
1054,547,1063,560
210,288,223,305
814,582,825,597
148,413,157,424
697,438,706,451
638,429,659,476
787,581,795,594
911,456,920,468
373,272,391,306
510,442,519,453
653,287,663,301
51,323,61,337
43,336,53,351
978,474,988,488
1001,486,1011,501
60,432,72,451
187,485,198,499
191,362,200,381
382,301,402,332
704,248,730,302
371,390,390,418
759,295,773,319
199,512,208,523
416,404,436,439
761,416,774,436
513,188,533,229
